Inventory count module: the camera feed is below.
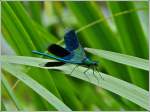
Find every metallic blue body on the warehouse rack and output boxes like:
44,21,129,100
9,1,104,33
32,50,82,64
32,29,98,66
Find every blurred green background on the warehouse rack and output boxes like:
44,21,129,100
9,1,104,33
1,1,148,111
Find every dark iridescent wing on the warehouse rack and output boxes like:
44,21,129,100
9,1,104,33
44,62,65,67
64,29,79,51
48,44,70,57
44,44,70,67
64,29,86,63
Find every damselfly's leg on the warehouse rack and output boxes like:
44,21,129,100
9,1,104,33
83,67,90,81
92,66,99,84
95,67,104,80
70,65,79,76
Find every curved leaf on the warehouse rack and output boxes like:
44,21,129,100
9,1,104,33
2,63,72,111
1,55,149,110
85,48,149,71
2,75,23,110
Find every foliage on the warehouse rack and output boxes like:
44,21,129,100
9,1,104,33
1,1,148,111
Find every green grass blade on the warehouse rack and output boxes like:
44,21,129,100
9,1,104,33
85,48,149,71
27,2,42,25
107,1,148,89
1,101,7,111
2,2,36,55
7,2,57,50
107,2,148,58
1,56,148,110
2,75,23,110
2,63,72,111
58,65,148,110
2,2,83,109
0,55,54,68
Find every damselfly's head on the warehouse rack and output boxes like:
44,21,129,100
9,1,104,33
92,61,98,66
83,58,98,67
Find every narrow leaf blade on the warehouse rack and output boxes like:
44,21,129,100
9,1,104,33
85,48,149,71
2,63,72,111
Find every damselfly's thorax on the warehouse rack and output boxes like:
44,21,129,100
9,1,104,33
82,57,98,66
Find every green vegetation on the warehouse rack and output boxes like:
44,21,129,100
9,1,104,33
1,1,148,111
